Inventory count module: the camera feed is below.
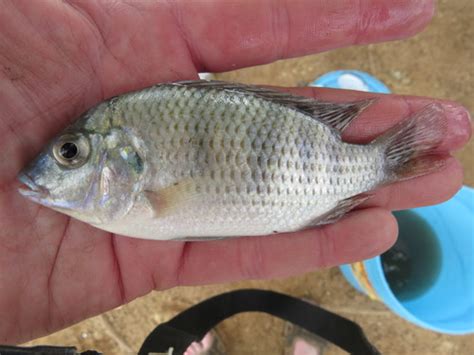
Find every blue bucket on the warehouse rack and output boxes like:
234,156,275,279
310,70,391,93
312,70,474,334
340,186,474,334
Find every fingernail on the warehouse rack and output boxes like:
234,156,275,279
441,103,472,150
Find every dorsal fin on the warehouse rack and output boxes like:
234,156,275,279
171,80,375,133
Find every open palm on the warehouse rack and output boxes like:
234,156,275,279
0,0,471,344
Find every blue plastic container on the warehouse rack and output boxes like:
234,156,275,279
340,187,474,334
313,70,474,334
310,70,391,93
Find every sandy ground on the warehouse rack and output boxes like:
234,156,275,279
25,1,473,354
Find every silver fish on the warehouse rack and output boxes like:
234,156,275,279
18,80,445,240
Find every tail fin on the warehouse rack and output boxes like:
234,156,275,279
374,104,447,182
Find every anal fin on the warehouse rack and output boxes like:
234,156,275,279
308,193,372,226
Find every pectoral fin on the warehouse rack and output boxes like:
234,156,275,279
144,178,199,217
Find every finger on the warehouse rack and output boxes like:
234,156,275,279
283,87,472,210
287,87,472,151
166,0,435,71
173,208,397,285
68,0,435,82
366,157,464,210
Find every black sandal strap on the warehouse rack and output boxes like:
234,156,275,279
139,289,380,355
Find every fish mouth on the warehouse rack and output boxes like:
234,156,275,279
18,172,77,211
18,172,49,203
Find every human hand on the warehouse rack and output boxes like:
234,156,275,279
0,0,471,344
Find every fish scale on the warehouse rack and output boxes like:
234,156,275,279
19,80,446,240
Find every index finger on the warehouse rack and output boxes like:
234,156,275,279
167,0,435,71
72,0,435,74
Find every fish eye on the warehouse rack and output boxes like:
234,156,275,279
60,142,78,160
52,134,90,168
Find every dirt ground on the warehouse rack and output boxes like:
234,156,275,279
25,1,473,354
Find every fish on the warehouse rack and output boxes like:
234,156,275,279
18,80,446,240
